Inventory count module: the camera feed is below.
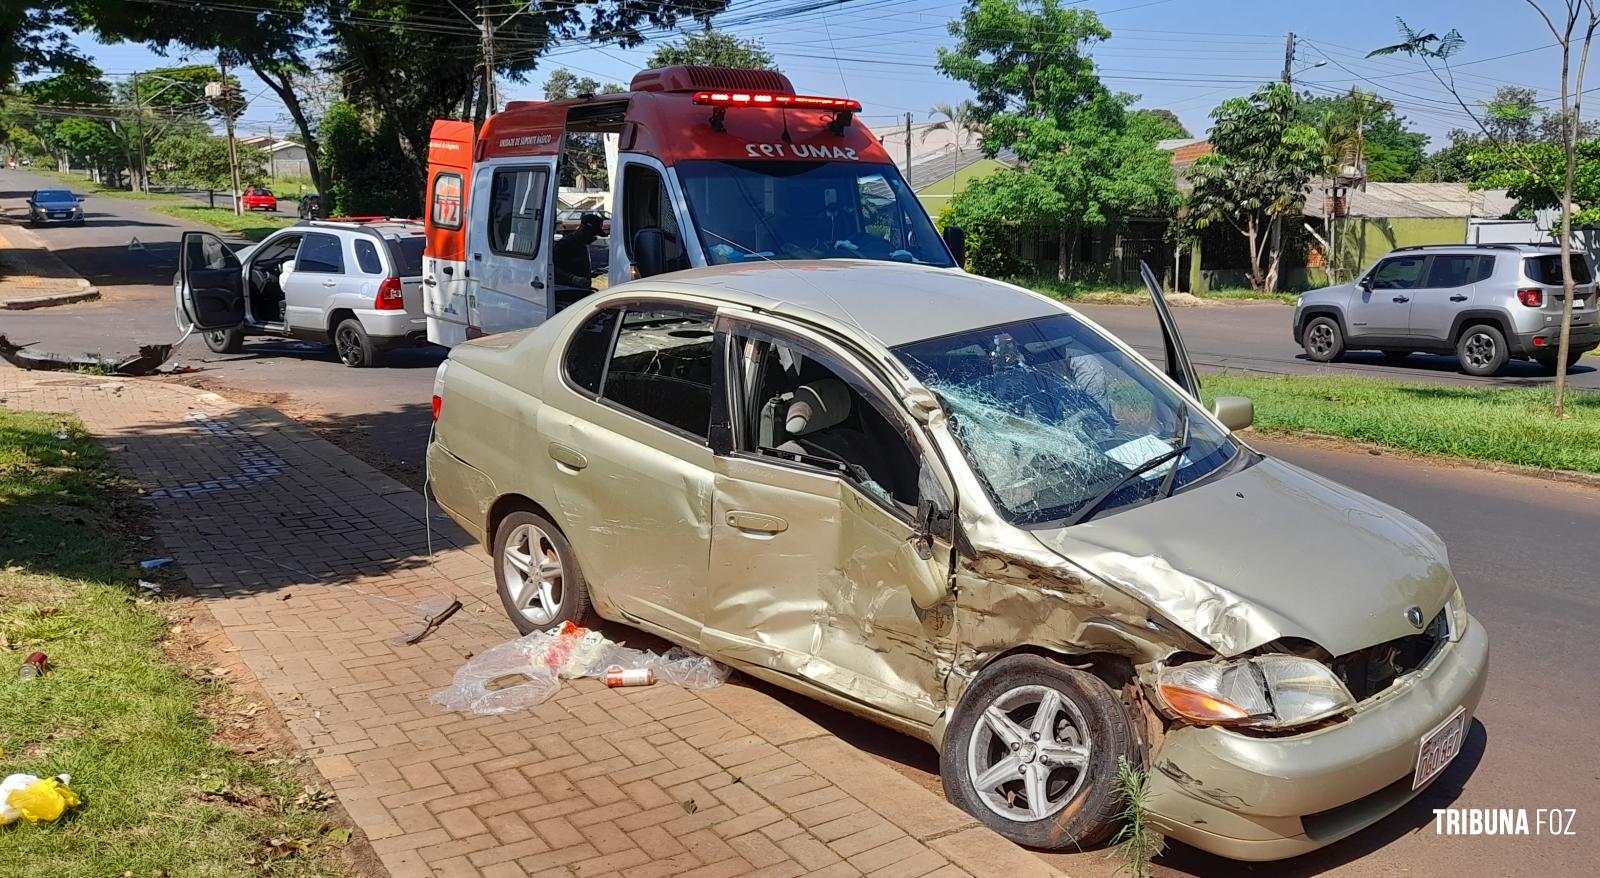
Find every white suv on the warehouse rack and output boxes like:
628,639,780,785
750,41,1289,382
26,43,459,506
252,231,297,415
175,219,429,367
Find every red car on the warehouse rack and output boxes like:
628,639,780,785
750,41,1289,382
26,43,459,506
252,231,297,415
241,186,277,212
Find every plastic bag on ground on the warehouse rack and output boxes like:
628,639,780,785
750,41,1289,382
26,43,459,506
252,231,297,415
431,622,729,715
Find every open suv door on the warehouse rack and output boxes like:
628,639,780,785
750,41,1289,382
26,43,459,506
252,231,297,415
176,230,245,331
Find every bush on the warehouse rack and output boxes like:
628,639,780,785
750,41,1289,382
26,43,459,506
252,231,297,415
321,101,421,218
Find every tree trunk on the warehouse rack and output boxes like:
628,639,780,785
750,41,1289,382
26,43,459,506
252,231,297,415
1057,225,1069,283
1266,214,1283,293
249,57,327,195
1244,219,1265,291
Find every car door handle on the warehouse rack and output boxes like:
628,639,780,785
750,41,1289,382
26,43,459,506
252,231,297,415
530,278,545,289
726,511,788,535
1449,294,1468,302
424,278,437,286
548,442,588,472
1392,295,1410,303
321,279,338,287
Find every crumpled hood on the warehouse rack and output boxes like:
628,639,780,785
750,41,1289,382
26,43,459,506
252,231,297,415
1031,456,1457,657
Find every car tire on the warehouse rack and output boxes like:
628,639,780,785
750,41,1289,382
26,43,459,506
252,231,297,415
333,318,379,368
203,327,245,354
1302,316,1345,362
1456,324,1509,376
493,509,593,635
940,654,1137,851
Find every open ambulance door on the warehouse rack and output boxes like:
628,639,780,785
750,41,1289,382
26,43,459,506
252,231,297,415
423,120,475,347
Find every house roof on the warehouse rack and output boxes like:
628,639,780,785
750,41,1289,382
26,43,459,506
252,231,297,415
1303,181,1520,219
903,148,1017,191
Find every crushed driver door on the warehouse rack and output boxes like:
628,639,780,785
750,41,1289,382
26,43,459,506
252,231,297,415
1140,260,1200,399
176,230,245,331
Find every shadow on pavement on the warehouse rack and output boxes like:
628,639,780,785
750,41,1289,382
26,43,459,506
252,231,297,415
1311,351,1598,385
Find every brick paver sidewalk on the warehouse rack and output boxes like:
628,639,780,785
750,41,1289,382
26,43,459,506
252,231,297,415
0,370,1068,878
0,224,99,309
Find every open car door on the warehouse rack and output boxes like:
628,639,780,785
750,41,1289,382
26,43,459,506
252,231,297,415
1139,260,1201,399
177,230,245,331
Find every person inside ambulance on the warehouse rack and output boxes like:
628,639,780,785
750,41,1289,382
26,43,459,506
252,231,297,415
553,213,605,292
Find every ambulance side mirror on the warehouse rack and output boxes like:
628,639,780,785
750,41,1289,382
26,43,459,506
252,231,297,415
632,227,667,278
943,225,966,268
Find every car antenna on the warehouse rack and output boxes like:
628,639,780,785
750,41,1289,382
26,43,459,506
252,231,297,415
699,227,871,341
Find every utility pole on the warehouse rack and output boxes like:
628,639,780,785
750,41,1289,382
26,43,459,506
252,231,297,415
482,7,497,116
1282,32,1296,84
214,57,244,217
1267,31,1295,292
131,71,147,192
904,112,912,173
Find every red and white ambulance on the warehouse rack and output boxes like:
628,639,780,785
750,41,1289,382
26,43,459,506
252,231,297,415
421,65,963,346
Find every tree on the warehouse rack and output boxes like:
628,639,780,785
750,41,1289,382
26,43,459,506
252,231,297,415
937,0,1178,280
1132,108,1189,139
1186,84,1325,293
1300,88,1427,182
923,100,985,161
150,130,266,206
1372,8,1599,415
647,29,776,69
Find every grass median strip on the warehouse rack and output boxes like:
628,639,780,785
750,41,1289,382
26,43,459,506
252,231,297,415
1203,373,1600,473
0,409,349,877
146,204,294,242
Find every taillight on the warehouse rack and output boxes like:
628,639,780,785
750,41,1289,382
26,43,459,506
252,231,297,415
375,277,405,310
1517,288,1543,307
431,361,449,421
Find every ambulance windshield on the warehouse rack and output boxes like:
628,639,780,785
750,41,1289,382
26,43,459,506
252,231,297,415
674,160,955,268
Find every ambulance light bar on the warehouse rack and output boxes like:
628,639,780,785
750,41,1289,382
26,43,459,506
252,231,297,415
692,91,862,112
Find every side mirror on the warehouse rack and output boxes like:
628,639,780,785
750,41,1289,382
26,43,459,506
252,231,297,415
915,458,955,543
942,225,967,267
1358,275,1373,291
632,227,667,278
1211,395,1254,432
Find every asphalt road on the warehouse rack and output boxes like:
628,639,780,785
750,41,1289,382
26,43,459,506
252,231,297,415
1072,301,1600,391
3,168,1597,875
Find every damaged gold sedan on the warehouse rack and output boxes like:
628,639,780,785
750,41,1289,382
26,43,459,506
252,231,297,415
424,261,1488,861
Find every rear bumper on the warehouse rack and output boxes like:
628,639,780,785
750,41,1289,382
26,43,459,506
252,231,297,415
356,309,429,344
1147,612,1489,862
1511,321,1600,356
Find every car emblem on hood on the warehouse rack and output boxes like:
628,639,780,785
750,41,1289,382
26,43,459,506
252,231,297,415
1405,606,1426,629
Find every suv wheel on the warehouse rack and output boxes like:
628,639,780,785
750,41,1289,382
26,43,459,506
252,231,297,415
941,655,1136,851
1456,324,1509,376
1302,316,1345,362
203,327,245,354
493,510,592,634
333,318,379,368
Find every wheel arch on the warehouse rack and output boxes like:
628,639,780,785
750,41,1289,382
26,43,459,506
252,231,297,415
485,493,560,553
1297,306,1348,342
1448,309,1512,345
327,307,359,339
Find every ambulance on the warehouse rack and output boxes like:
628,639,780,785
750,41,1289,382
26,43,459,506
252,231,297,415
422,65,964,346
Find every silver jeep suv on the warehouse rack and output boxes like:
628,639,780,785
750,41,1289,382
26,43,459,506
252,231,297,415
1294,243,1600,376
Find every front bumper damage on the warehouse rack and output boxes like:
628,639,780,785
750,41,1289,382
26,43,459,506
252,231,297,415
1145,612,1489,861
0,335,174,376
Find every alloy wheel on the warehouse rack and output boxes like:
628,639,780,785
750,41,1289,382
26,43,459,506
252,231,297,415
502,523,565,626
1308,323,1334,357
1463,331,1496,370
335,326,364,366
965,684,1093,822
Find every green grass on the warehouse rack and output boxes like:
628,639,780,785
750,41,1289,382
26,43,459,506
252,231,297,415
1012,276,1295,305
1202,373,1600,473
0,409,349,878
148,204,295,242
28,169,188,203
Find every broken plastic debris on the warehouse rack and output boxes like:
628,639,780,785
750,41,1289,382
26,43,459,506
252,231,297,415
0,774,80,825
431,622,729,715
53,431,68,441
0,334,173,376
139,558,172,570
137,580,162,594
396,597,462,645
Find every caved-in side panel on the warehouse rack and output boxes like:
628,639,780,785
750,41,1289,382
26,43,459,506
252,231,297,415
706,454,948,726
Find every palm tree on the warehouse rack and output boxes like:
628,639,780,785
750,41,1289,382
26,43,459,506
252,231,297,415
922,100,985,178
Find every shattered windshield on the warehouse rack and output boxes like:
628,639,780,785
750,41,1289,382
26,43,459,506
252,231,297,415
673,160,954,267
895,314,1238,527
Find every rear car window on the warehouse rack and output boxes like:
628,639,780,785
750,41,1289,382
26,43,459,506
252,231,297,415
1526,254,1593,285
388,236,426,277
1424,254,1478,288
602,306,714,439
296,233,344,274
354,239,384,274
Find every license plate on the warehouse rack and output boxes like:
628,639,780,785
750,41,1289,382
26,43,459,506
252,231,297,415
1413,706,1466,790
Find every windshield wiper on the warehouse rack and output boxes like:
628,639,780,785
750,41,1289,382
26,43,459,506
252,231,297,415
1156,404,1191,500
1063,444,1190,527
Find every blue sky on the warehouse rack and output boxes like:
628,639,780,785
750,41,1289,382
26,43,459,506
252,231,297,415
73,0,1579,149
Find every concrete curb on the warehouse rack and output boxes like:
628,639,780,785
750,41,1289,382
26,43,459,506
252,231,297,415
0,218,101,309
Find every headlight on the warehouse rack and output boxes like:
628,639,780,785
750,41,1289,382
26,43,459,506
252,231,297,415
1296,295,1305,308
1156,654,1355,730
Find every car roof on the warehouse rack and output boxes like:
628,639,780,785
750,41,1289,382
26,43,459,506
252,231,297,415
296,218,425,240
629,261,1062,348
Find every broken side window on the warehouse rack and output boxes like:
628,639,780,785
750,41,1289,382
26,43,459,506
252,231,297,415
600,305,714,440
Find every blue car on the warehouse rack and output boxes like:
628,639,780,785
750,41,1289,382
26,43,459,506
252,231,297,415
27,189,84,226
